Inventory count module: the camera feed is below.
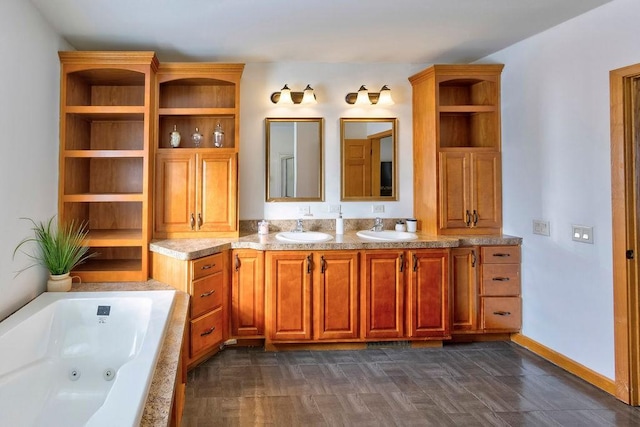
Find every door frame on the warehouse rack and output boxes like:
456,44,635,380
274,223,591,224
610,63,640,404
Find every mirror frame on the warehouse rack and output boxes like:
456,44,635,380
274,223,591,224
340,117,398,201
265,117,324,202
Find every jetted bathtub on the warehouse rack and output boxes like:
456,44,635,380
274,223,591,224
0,290,176,427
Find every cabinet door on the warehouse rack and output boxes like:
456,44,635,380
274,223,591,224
155,152,196,233
266,251,313,341
314,251,359,340
451,247,479,332
439,151,470,230
362,250,405,339
198,153,237,232
231,249,265,338
407,249,449,338
470,152,501,230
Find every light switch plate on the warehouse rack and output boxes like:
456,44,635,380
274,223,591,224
572,224,594,244
372,205,385,213
297,205,311,215
532,219,550,236
328,204,341,214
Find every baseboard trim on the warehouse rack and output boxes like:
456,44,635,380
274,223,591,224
511,333,616,396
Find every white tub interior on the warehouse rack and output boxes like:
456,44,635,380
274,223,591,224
0,290,175,427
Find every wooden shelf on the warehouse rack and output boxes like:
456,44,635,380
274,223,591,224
86,229,143,246
439,105,496,113
64,150,145,158
66,105,145,118
62,193,144,202
158,107,236,116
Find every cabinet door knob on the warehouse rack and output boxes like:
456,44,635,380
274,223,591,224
235,254,240,272
399,253,405,273
465,210,472,227
190,213,196,230
471,250,477,268
320,255,326,274
197,213,203,229
472,210,478,225
412,253,418,272
307,255,312,274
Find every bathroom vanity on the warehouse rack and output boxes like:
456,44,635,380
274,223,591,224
150,228,522,367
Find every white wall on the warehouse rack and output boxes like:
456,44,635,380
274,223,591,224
483,0,640,379
239,62,415,221
0,0,71,320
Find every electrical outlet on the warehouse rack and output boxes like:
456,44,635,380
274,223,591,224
371,205,385,213
572,224,594,244
297,205,311,215
328,204,341,214
532,219,550,236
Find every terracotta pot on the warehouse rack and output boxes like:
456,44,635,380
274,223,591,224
47,272,72,292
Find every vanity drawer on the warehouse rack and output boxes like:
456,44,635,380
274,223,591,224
481,264,520,296
190,308,223,357
481,246,520,264
193,252,224,280
482,297,521,331
191,272,224,318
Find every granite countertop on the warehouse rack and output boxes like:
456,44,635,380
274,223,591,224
71,280,189,427
150,231,523,261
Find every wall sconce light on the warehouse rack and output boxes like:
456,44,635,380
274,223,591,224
270,84,317,105
345,85,394,105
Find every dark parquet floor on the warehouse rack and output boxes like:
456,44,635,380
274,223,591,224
181,341,640,426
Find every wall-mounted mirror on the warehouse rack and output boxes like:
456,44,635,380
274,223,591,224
266,118,324,202
341,118,397,201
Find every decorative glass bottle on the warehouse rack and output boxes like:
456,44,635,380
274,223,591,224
170,125,181,148
191,127,203,148
213,122,224,148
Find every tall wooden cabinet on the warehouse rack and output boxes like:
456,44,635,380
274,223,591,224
154,63,244,238
231,249,265,338
58,51,158,282
409,64,504,235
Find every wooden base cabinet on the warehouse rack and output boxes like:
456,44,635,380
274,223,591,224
266,251,313,341
451,247,479,333
265,251,359,342
314,251,359,340
480,246,521,332
361,249,450,340
451,245,521,335
151,250,229,368
361,250,406,339
231,249,265,338
407,249,450,339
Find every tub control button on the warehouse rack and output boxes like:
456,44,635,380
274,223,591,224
103,368,116,381
69,369,81,381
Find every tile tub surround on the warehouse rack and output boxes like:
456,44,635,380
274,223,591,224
71,280,189,427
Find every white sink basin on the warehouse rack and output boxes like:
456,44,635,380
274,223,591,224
275,231,333,243
356,230,418,242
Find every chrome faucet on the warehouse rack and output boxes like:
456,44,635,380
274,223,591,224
372,217,384,232
293,218,304,232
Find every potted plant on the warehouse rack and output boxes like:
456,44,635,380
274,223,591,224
13,216,95,291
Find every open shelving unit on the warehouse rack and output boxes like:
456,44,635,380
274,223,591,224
58,51,158,282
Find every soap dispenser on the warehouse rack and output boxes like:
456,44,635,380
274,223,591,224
336,213,344,235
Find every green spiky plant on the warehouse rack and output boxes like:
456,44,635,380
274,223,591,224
13,216,96,276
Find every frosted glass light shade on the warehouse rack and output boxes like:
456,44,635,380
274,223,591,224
355,85,371,105
278,84,294,104
377,85,394,105
301,84,317,104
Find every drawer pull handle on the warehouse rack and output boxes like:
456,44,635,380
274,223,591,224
465,210,472,227
472,210,479,225
493,311,511,316
200,290,216,297
235,254,240,272
493,253,511,257
190,213,196,230
200,326,216,336
492,277,510,282
200,264,215,270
